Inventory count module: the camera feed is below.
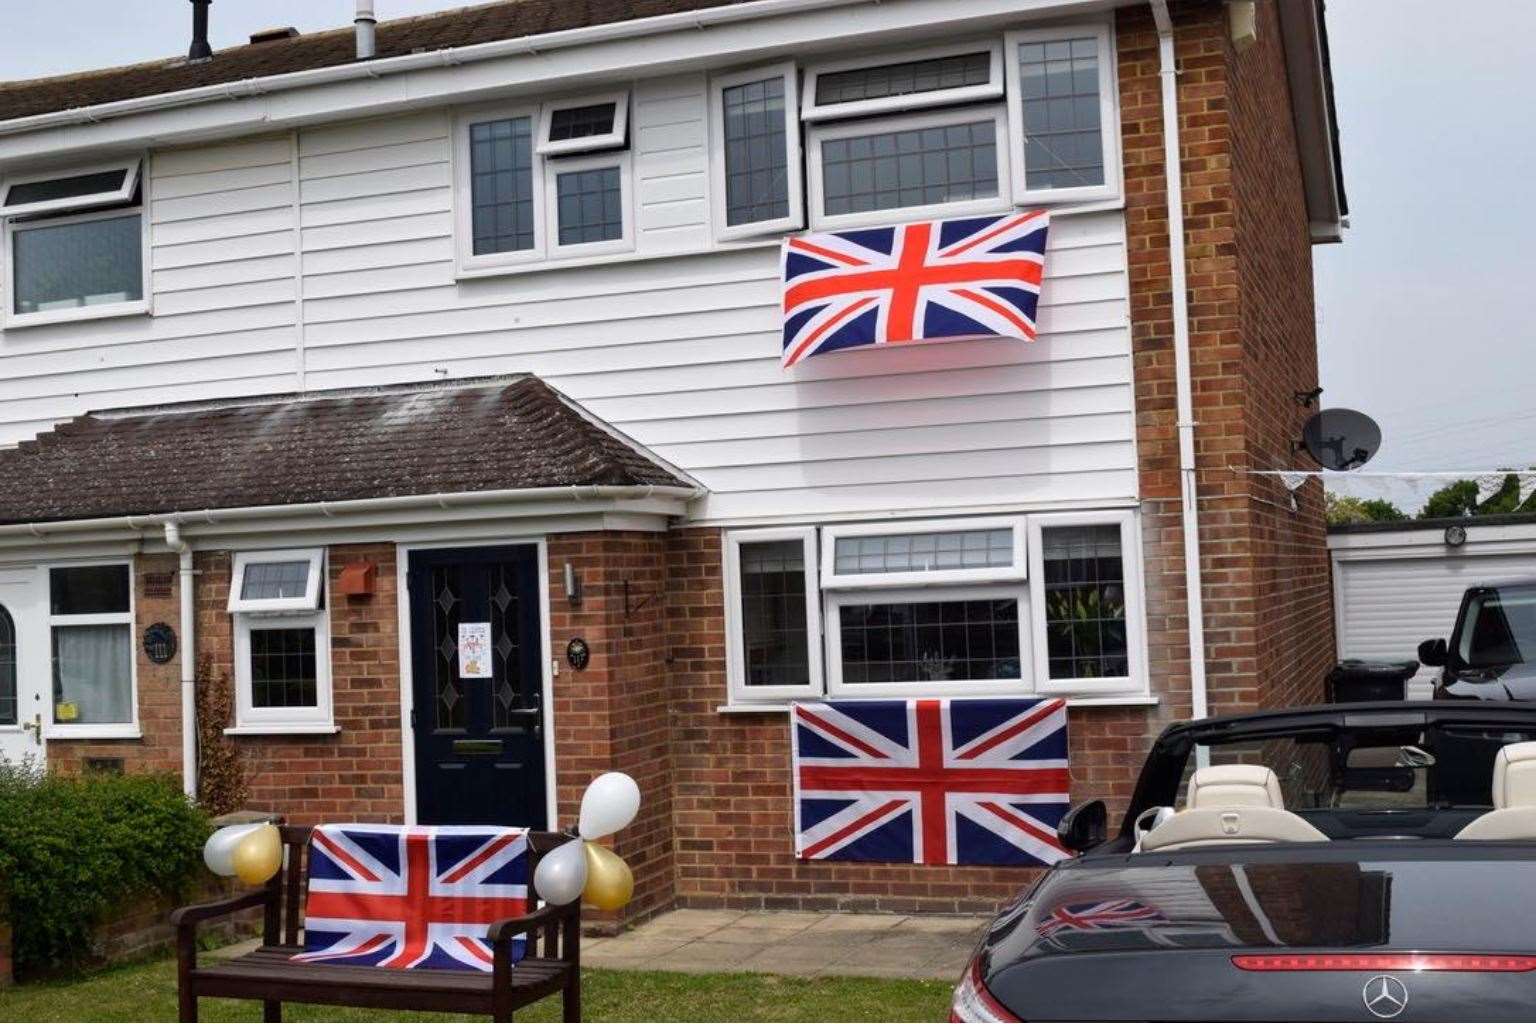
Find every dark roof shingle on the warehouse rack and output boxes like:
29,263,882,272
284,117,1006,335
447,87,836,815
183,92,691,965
0,0,754,123
0,376,688,525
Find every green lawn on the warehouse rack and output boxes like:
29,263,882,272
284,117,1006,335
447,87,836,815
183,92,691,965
0,954,951,1023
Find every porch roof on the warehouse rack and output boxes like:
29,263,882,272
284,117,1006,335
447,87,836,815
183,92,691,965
0,375,689,526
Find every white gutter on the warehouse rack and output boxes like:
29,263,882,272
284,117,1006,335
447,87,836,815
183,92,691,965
163,521,197,800
0,484,704,541
1150,0,1209,730
0,0,870,139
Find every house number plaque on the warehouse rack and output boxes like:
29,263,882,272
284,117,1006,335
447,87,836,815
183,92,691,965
143,622,178,665
566,637,590,670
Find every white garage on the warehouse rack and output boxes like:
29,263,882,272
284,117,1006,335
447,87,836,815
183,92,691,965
1328,514,1536,696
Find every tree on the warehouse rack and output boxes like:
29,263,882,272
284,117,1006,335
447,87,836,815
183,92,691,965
1417,471,1536,520
1326,493,1408,526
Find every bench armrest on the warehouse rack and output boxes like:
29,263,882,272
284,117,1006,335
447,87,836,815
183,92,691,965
171,888,273,929
486,901,574,943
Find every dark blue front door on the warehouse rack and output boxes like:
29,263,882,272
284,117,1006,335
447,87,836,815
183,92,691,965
408,545,546,827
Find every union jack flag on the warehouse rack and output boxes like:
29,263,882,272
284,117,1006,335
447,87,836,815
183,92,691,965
294,825,529,972
780,211,1049,368
791,697,1070,866
1036,899,1166,938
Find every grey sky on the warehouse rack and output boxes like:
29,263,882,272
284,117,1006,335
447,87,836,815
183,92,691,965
2,1,1531,515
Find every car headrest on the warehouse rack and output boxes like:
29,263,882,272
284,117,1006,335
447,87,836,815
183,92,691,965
1492,742,1536,809
1187,765,1284,810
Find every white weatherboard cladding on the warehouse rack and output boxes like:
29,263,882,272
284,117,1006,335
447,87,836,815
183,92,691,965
0,73,1136,525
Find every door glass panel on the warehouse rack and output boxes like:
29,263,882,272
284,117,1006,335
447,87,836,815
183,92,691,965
431,566,465,730
491,564,524,729
0,606,14,726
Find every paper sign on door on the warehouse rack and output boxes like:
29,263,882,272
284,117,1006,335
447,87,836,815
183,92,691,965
458,622,493,678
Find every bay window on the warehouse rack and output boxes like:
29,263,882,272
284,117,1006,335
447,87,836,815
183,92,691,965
229,549,334,733
48,564,135,735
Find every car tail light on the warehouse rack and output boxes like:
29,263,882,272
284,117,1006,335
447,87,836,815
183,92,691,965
950,958,1020,1023
1233,953,1536,973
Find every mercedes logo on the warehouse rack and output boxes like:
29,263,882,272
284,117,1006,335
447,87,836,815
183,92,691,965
1362,975,1409,1019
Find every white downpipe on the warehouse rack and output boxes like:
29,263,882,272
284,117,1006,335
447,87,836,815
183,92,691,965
355,0,377,61
1151,0,1210,734
163,521,197,800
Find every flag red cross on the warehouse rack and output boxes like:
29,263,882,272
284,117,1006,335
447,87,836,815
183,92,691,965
796,698,1070,865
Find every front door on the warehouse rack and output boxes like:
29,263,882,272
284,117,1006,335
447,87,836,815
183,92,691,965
0,567,45,766
407,546,546,826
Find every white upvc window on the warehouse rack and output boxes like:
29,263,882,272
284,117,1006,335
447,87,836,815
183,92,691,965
724,527,823,704
1004,23,1121,204
806,105,1013,230
455,96,634,272
708,62,804,241
46,563,137,739
0,157,150,329
1026,510,1146,696
821,516,1027,590
229,548,334,733
801,41,1005,122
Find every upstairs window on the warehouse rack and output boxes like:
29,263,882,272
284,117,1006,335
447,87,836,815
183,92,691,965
537,92,629,156
1005,25,1120,202
1,158,148,328
710,63,803,240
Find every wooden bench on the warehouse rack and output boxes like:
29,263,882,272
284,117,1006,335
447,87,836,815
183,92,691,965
172,825,581,1023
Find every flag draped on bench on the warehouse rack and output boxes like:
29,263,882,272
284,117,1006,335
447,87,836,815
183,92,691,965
780,210,1050,368
791,697,1071,866
294,824,529,972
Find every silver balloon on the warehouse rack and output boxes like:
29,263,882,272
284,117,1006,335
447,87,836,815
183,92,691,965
533,837,589,905
577,771,641,840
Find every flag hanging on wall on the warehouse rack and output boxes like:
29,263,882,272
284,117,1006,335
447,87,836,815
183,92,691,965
791,697,1071,866
780,210,1050,368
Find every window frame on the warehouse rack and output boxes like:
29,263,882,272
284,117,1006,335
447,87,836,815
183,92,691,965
723,526,824,705
536,90,630,157
2,200,151,330
453,101,547,273
708,61,805,242
1027,509,1147,697
821,516,1027,590
227,548,325,614
231,610,335,734
0,158,141,219
45,560,137,740
801,40,1005,123
823,582,1031,699
1004,22,1122,205
543,150,635,259
805,103,1014,231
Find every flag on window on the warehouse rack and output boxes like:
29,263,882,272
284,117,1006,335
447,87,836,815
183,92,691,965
780,211,1049,368
791,697,1071,866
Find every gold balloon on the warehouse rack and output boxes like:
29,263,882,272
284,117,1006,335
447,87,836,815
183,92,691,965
231,823,283,886
581,842,634,911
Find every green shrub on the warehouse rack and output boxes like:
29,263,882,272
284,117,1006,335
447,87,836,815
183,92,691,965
0,764,210,975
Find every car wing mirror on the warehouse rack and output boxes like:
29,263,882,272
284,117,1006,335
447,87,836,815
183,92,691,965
1418,638,1447,667
1057,799,1108,854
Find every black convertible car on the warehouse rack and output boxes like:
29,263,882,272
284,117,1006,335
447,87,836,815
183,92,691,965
951,702,1536,1022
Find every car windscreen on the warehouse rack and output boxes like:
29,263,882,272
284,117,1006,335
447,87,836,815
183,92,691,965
1458,584,1536,668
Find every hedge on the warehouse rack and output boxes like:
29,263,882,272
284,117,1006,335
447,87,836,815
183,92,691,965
0,765,210,975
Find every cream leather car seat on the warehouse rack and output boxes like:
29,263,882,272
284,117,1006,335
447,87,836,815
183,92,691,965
1140,765,1328,852
1456,742,1536,840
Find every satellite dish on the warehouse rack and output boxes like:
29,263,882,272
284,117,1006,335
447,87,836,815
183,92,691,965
1300,407,1381,471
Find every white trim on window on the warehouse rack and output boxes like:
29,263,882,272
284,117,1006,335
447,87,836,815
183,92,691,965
228,548,324,614
805,104,1013,231
708,61,805,242
801,40,1005,123
1004,22,1122,205
0,158,141,218
1026,509,1148,697
453,102,546,274
536,90,630,156
724,526,823,705
2,202,151,330
823,583,1031,699
544,150,634,259
231,609,334,733
44,560,137,739
821,516,1027,590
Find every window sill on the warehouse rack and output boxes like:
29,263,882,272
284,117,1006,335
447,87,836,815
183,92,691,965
44,725,141,740
224,724,340,736
717,694,1159,714
3,301,150,331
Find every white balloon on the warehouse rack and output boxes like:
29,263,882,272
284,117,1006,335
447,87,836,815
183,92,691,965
578,771,642,840
533,837,589,905
203,823,261,877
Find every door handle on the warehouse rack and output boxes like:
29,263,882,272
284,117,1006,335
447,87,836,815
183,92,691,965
22,712,41,745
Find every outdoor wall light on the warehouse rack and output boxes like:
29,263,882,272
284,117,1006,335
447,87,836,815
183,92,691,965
564,562,583,605
1444,524,1468,547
